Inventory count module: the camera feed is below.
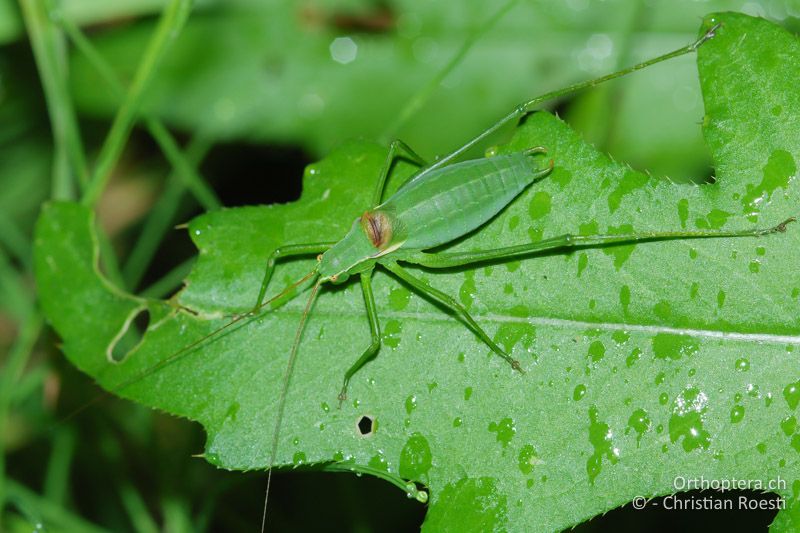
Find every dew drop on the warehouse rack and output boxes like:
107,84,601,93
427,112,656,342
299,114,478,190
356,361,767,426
383,319,403,349
405,395,417,415
792,435,800,454
399,433,432,479
587,341,605,363
573,384,587,401
388,286,411,311
459,271,477,311
518,444,541,475
669,387,711,452
781,415,796,436
627,408,651,446
488,417,516,447
785,381,800,410
587,405,618,484
626,348,642,368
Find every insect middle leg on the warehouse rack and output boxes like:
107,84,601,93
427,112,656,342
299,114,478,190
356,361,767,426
381,261,523,372
338,268,382,405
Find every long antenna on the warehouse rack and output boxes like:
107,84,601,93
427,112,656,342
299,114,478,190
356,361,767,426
57,268,319,424
261,277,322,533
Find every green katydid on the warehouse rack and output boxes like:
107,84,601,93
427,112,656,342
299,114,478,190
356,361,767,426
241,21,795,528
59,21,794,530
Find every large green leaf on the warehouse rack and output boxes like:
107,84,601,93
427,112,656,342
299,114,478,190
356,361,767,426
34,13,800,531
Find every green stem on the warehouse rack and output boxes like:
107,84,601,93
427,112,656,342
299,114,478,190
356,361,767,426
5,478,110,533
138,257,196,299
43,428,76,506
0,210,32,276
382,0,519,141
0,248,34,320
119,482,160,533
18,0,88,198
81,0,193,207
97,227,127,290
146,120,220,210
0,314,42,517
601,0,649,153
59,15,220,211
123,135,212,289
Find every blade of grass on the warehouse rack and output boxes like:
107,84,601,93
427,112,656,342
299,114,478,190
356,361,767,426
146,121,220,210
58,15,220,211
162,497,193,533
0,249,34,321
81,0,193,208
97,229,127,290
381,0,519,141
601,0,649,153
138,257,196,299
18,0,88,199
123,135,212,289
124,177,189,290
6,478,110,533
119,482,160,533
0,314,42,519
0,211,32,270
43,428,76,507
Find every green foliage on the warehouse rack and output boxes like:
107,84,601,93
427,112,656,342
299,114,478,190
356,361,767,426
59,0,797,181
32,12,800,531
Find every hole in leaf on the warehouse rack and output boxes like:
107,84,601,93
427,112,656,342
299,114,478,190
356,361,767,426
108,308,150,362
357,415,374,436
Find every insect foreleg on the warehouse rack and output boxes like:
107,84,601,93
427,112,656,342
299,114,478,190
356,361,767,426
373,140,427,205
381,261,523,372
253,243,334,312
338,269,382,406
401,217,797,270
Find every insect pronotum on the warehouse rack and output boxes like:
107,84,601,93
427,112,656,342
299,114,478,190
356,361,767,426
74,22,794,530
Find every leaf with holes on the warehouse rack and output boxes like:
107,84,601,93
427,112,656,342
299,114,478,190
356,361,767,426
35,13,800,532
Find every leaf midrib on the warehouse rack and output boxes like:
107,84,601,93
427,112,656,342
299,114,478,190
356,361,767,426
242,306,800,345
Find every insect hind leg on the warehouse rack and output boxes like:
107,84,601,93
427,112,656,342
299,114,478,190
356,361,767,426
381,261,524,373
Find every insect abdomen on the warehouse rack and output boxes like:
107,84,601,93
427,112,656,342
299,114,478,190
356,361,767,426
382,153,549,250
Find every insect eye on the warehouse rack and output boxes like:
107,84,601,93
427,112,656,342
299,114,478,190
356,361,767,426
330,274,338,282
